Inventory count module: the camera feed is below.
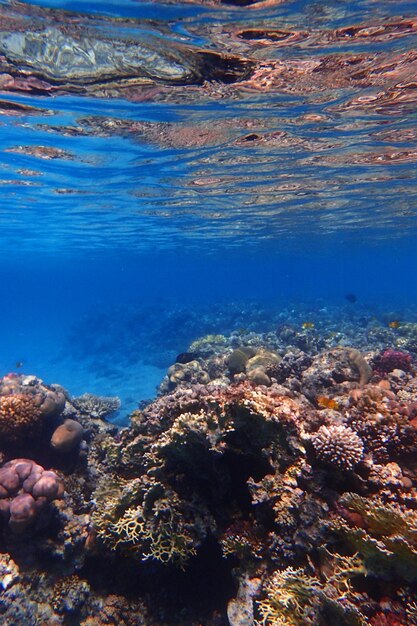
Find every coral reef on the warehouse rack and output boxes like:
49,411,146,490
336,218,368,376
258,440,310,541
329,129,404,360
2,324,417,623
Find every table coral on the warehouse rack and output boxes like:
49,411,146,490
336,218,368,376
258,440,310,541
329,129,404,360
72,393,121,419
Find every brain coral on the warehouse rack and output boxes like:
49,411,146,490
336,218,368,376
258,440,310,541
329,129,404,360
311,424,364,471
0,394,43,441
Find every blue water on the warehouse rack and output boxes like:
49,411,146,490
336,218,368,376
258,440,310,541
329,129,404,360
0,0,416,418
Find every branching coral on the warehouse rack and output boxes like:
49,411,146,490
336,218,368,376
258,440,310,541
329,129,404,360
332,493,417,581
373,349,412,374
311,425,364,471
92,475,205,568
73,393,121,419
256,555,366,626
220,520,265,562
346,386,417,463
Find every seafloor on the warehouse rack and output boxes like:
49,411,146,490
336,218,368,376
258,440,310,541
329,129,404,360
1,307,417,625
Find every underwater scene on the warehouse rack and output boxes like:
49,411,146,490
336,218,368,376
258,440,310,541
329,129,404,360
1,0,417,623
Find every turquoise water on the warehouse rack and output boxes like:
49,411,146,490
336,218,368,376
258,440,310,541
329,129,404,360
0,0,417,416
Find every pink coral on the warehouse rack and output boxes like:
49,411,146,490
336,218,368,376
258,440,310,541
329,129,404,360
373,349,412,374
0,459,64,532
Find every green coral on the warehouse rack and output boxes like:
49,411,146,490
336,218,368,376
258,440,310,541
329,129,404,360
332,493,417,581
256,555,366,626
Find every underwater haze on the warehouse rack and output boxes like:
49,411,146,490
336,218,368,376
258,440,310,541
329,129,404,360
0,0,417,415
1,0,417,623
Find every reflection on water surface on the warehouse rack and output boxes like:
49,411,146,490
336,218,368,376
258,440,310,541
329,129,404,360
0,0,416,252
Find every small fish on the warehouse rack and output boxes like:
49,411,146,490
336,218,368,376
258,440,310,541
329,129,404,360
345,293,357,303
15,361,24,369
302,322,315,329
388,320,400,329
317,396,339,410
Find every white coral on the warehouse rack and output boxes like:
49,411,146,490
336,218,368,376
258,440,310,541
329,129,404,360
311,425,364,471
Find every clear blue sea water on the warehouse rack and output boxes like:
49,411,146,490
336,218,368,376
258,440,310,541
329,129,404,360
0,0,416,419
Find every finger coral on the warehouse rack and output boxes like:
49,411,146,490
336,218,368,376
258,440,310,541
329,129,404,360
311,425,364,471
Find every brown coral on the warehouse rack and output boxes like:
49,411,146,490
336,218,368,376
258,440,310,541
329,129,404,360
0,394,43,441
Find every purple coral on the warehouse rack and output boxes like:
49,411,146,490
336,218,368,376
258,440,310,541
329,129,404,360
311,425,364,471
0,459,64,532
373,349,412,374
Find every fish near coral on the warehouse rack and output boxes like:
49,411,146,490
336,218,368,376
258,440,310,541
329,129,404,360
227,349,250,375
388,320,400,329
302,322,315,329
316,395,339,410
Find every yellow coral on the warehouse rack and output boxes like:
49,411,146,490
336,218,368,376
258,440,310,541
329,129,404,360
256,556,366,626
189,334,227,353
92,477,198,568
111,506,145,546
256,567,321,626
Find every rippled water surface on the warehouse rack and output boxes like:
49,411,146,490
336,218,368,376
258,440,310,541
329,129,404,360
0,0,416,252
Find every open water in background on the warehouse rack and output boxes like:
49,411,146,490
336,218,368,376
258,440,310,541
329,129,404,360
0,0,416,418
